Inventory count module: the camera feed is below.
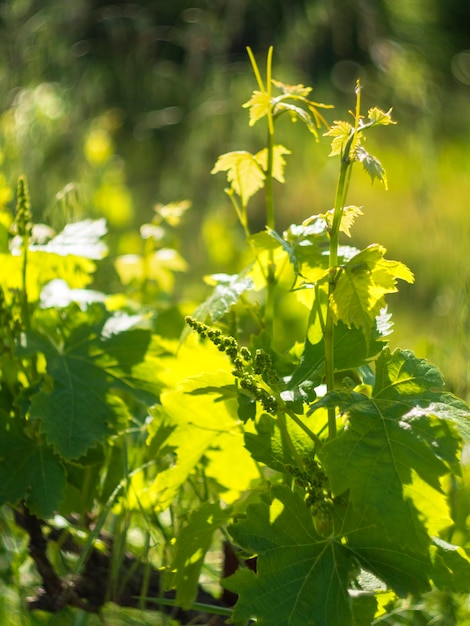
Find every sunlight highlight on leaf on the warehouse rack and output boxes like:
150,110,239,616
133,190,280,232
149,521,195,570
242,90,271,126
211,150,265,206
255,144,291,183
330,244,414,336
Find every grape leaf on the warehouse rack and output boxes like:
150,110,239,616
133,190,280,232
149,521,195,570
324,120,354,156
0,416,65,517
31,218,108,259
211,150,265,205
148,371,258,511
316,349,467,549
255,145,291,183
26,305,161,459
0,252,96,302
244,413,316,473
288,318,387,390
242,90,271,126
330,244,413,337
355,147,388,188
431,537,470,593
165,501,232,608
367,107,396,127
271,79,312,98
190,272,254,323
322,205,363,238
227,485,354,626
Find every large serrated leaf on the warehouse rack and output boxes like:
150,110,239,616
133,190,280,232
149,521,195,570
227,485,354,626
316,349,467,550
26,306,160,459
148,371,258,511
0,416,65,517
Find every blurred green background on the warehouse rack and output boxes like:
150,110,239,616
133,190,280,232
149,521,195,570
1,0,469,397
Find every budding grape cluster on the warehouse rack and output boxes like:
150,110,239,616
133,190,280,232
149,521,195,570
285,458,333,536
15,176,33,240
185,316,280,415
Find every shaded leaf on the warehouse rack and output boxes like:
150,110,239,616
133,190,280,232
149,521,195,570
244,413,316,473
0,416,65,517
228,485,354,626
166,501,232,608
288,318,388,390
26,306,160,459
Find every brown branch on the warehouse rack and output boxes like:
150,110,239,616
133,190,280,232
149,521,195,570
14,505,232,623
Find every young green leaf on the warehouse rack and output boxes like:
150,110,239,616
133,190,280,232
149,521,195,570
367,107,396,127
211,150,265,206
324,120,354,156
330,244,414,337
242,90,271,126
355,147,388,188
322,206,363,238
255,144,291,183
271,79,313,98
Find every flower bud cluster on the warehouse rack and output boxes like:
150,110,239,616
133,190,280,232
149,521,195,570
15,176,33,240
284,458,333,535
185,316,280,415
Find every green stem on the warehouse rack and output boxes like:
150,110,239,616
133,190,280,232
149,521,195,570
144,597,234,617
264,48,276,343
278,411,305,471
285,407,322,449
324,158,351,440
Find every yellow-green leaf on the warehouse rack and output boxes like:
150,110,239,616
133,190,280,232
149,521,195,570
324,120,354,156
255,145,292,183
211,150,265,206
242,90,271,126
367,107,396,126
323,205,363,238
330,244,414,335
154,200,191,226
272,79,312,97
